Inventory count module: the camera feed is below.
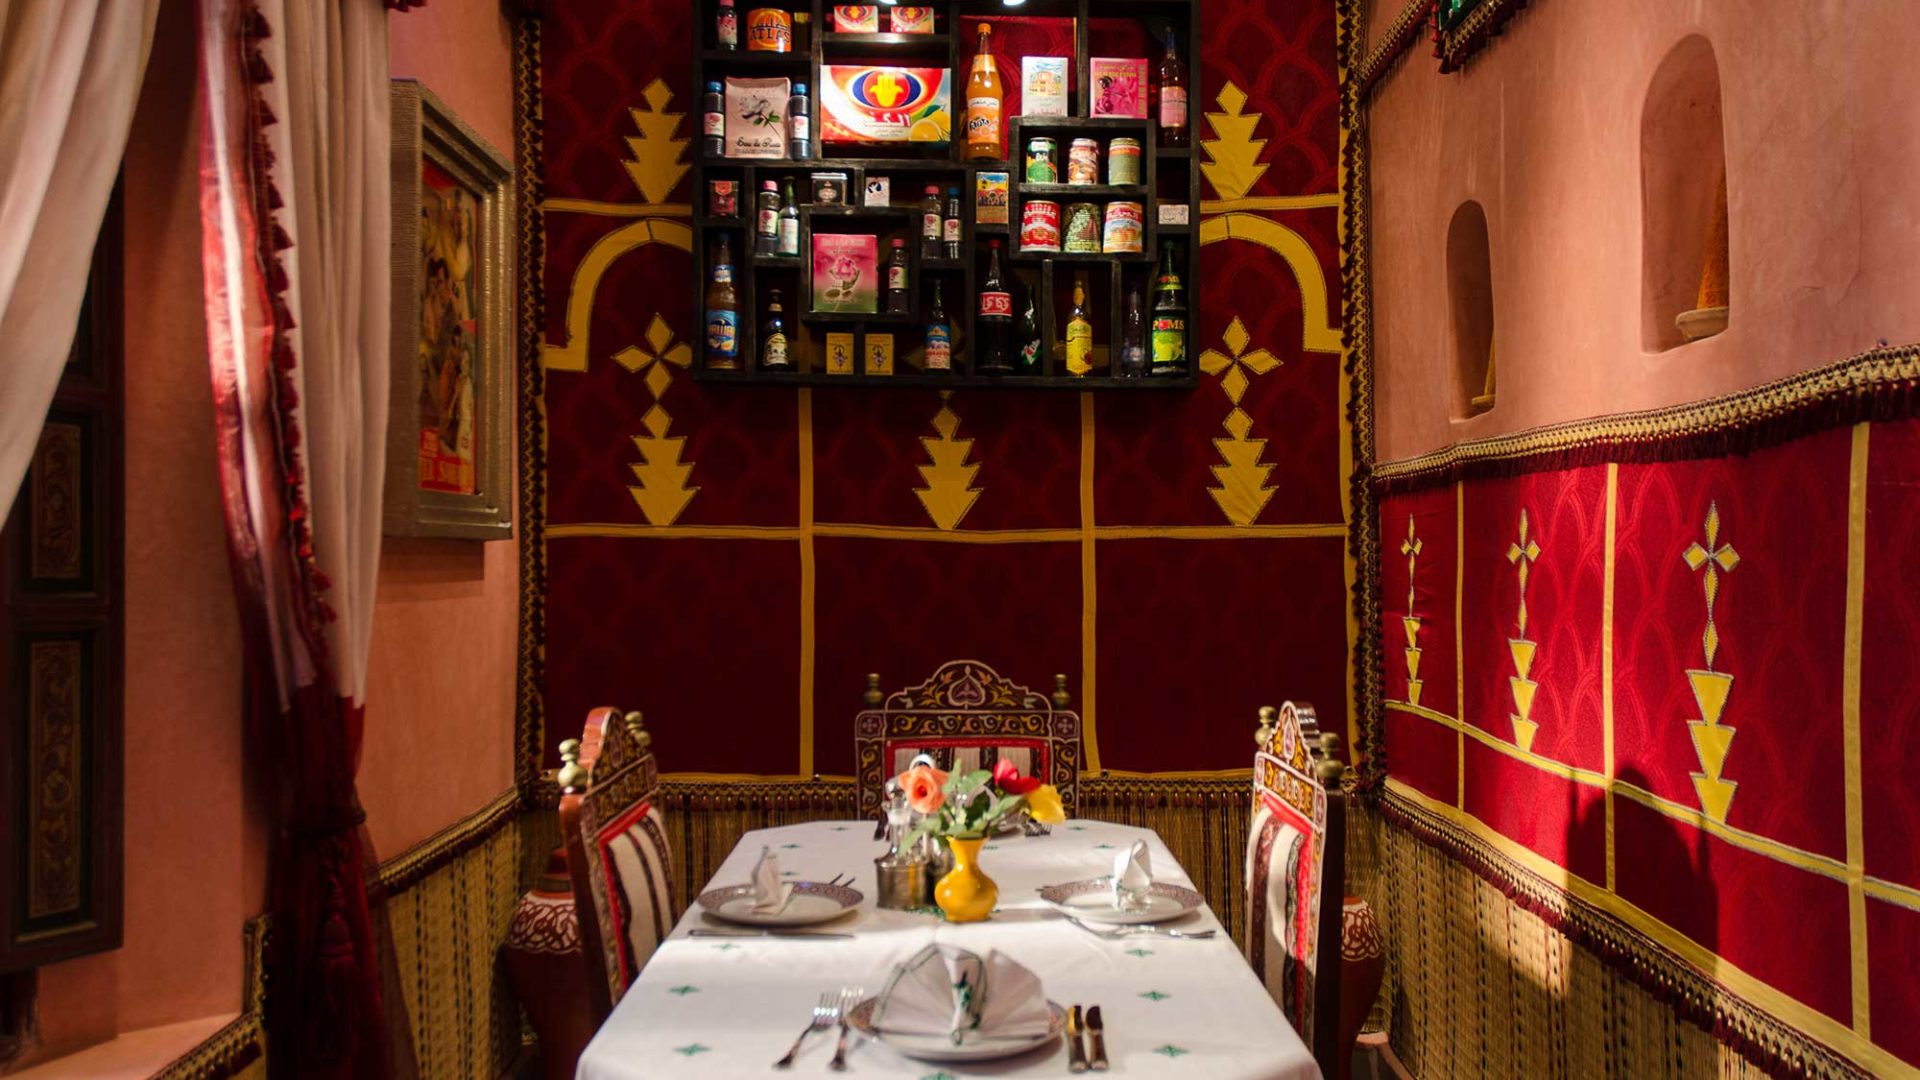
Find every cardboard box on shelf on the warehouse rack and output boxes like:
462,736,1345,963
820,65,952,144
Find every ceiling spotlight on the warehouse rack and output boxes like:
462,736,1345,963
1003,0,1028,7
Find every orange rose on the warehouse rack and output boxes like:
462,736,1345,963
901,765,948,814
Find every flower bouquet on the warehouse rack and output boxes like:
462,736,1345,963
894,760,1065,922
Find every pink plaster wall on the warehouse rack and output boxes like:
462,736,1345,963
1366,0,1920,463
366,0,520,859
23,0,521,1067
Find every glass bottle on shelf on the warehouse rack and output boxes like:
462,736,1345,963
761,288,791,370
920,185,943,261
777,177,801,256
755,180,780,255
1157,26,1189,148
705,235,741,370
943,186,962,260
977,239,1013,372
1149,241,1188,376
1118,285,1147,377
716,0,737,50
885,238,911,314
925,279,952,373
702,80,725,158
1015,282,1042,375
964,23,1004,161
1064,275,1093,376
788,83,812,160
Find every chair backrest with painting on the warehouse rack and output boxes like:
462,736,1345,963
1244,701,1346,1074
853,660,1082,823
559,707,677,1022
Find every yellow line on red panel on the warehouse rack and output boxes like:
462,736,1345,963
1843,422,1870,1038
542,522,1344,542
1080,392,1101,774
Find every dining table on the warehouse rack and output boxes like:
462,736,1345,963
575,818,1321,1079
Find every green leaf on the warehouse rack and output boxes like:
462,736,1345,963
946,769,991,796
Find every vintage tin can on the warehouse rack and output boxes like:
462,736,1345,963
1108,138,1142,185
1063,202,1101,252
745,7,792,51
707,179,739,217
810,171,849,205
1102,201,1143,253
1024,137,1058,183
1021,199,1062,251
1067,138,1100,184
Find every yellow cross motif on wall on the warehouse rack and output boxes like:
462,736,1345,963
1400,517,1424,706
1682,501,1740,821
1505,510,1542,752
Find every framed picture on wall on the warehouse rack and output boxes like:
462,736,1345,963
385,79,514,540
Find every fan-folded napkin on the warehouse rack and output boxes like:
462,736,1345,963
1113,838,1153,908
874,944,1051,1045
750,846,793,914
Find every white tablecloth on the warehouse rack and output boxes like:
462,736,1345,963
576,819,1320,1079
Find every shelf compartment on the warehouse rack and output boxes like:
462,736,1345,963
1009,250,1153,263
800,311,921,325
1016,183,1150,198
700,49,809,66
750,254,805,267
821,32,952,53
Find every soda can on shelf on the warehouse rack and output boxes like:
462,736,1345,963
746,8,792,51
1063,202,1101,252
1108,138,1142,185
1024,137,1058,183
1102,201,1143,253
1067,138,1100,184
1021,199,1062,251
708,179,739,217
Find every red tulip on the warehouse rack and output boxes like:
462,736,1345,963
992,758,1042,795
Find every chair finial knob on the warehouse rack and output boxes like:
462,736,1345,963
1315,733,1345,783
1255,705,1277,748
623,710,651,749
863,673,884,707
558,738,587,793
1051,674,1072,709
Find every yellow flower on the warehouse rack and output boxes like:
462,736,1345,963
1023,784,1066,825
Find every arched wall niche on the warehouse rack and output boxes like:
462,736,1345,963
1641,33,1729,352
1446,200,1496,418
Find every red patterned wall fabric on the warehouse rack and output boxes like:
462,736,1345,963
532,0,1348,779
1379,418,1920,1072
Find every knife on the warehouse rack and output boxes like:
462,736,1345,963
687,929,854,940
1066,1004,1089,1073
1085,1005,1110,1071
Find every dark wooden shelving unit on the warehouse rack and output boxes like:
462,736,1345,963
691,0,1200,388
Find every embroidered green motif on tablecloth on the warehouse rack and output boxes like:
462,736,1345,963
1154,1044,1190,1058
712,943,740,951
1139,989,1171,1000
674,1043,710,1056
1125,947,1154,958
667,985,699,996
781,843,802,849
1093,843,1116,850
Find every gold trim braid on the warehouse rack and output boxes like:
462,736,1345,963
513,11,553,808
374,787,522,895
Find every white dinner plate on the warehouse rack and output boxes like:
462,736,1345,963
694,881,863,927
1037,877,1205,924
847,997,1066,1062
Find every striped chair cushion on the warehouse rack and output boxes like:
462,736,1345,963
594,801,674,987
887,741,1040,780
1245,791,1322,1044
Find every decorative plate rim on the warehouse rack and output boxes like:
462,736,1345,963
848,996,1066,1059
695,880,865,914
1035,876,1204,910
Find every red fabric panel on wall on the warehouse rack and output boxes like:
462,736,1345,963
1378,486,1458,718
1867,898,1920,1066
1861,418,1920,890
1613,430,1850,861
1094,536,1349,771
545,537,800,775
810,538,1081,775
1458,468,1607,772
1461,740,1606,886
1382,708,1455,805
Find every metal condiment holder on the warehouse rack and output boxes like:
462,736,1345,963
874,853,927,910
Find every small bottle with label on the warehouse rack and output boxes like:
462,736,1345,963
755,180,779,255
760,288,791,370
705,235,740,369
925,279,952,373
943,186,962,260
919,185,943,262
885,238,911,315
1118,286,1147,377
1064,274,1093,376
788,83,812,160
702,80,725,158
777,177,801,256
1015,284,1042,375
716,0,737,50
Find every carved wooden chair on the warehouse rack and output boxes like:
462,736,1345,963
558,708,678,1023
1245,701,1348,1077
854,660,1082,823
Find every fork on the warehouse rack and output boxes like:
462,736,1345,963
828,985,864,1071
1065,915,1217,941
774,992,839,1069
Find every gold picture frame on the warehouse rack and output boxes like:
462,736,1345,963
385,79,514,539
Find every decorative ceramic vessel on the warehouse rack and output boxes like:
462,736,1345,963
933,836,997,922
1337,894,1387,1080
502,848,596,1080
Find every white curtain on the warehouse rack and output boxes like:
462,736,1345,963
0,0,160,517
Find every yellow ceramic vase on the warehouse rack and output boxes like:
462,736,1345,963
933,837,997,923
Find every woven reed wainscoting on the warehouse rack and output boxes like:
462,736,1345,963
1375,804,1868,1079
378,790,528,1080
153,917,269,1080
652,775,1259,949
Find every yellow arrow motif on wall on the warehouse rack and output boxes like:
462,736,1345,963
620,314,700,525
1682,501,1741,821
1198,317,1283,525
914,392,982,530
1505,509,1542,752
1401,515,1424,707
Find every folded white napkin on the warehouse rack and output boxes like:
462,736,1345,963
874,944,1052,1045
750,846,794,915
1112,839,1153,909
